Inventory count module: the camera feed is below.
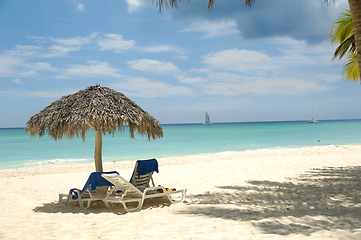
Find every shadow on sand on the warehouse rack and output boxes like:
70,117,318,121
179,166,361,236
33,199,172,215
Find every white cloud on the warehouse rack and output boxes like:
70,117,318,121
124,0,152,13
200,43,335,76
174,55,189,60
13,79,21,84
186,41,344,97
49,36,90,46
176,75,208,86
186,43,341,97
71,0,84,12
314,73,341,84
269,37,335,64
4,38,88,60
113,77,194,97
170,0,349,44
140,43,188,59
141,43,183,54
46,45,81,57
180,20,238,38
23,62,55,73
27,36,47,44
202,49,274,73
26,90,71,98
77,3,84,12
59,61,121,78
0,55,22,77
97,34,135,52
0,52,55,78
203,75,333,97
0,88,76,99
127,59,180,74
334,0,348,8
44,36,93,57
7,45,42,57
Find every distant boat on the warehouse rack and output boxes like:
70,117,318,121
309,108,318,123
203,112,211,124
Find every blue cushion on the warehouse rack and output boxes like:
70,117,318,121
70,171,119,200
135,159,159,177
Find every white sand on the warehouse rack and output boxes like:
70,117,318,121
1,145,361,239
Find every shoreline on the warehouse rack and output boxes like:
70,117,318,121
1,144,359,178
1,144,350,172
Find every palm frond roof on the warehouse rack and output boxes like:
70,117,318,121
25,85,163,141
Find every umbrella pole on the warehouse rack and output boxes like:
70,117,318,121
94,129,103,172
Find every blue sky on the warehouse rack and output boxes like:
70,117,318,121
0,0,358,128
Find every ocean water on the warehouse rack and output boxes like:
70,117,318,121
1,120,361,170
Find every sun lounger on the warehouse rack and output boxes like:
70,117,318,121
129,159,186,204
102,170,186,213
59,171,118,210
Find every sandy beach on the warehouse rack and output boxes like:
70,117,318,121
1,145,361,239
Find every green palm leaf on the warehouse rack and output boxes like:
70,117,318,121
330,9,355,60
330,9,360,80
330,9,354,44
332,34,356,60
343,53,359,81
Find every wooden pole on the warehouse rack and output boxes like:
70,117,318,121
94,129,103,172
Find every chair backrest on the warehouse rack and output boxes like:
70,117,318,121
70,171,118,200
129,159,159,191
81,171,118,193
102,173,143,198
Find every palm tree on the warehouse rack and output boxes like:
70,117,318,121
330,9,359,81
156,0,361,81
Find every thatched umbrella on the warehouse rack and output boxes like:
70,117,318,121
25,85,163,172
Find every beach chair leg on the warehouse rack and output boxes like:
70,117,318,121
168,189,187,203
78,198,88,210
58,194,68,205
122,199,143,213
86,200,92,209
104,200,112,209
64,193,72,206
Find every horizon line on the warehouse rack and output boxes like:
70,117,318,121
2,118,361,130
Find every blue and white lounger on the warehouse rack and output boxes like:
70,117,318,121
102,159,186,213
59,171,118,210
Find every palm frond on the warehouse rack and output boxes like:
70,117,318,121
209,0,255,11
329,9,354,44
332,35,356,60
342,53,360,81
155,0,179,12
25,86,163,141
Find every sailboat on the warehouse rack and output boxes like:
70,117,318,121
308,108,318,123
203,112,211,125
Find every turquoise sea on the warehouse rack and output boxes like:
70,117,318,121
1,120,361,170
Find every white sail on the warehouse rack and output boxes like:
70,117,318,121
203,112,211,124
